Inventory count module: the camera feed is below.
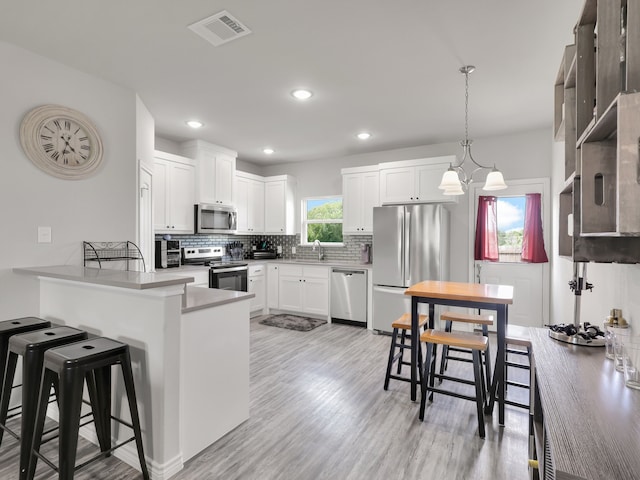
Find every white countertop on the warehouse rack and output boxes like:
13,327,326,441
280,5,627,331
159,259,373,272
14,265,194,289
182,285,254,313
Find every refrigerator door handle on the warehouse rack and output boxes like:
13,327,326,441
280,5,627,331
404,209,411,285
373,285,407,295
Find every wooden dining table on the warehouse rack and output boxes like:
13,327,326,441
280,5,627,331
404,280,514,425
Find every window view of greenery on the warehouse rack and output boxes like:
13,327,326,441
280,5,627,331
497,196,525,262
304,197,343,243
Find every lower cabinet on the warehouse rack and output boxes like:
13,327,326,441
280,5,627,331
277,265,328,317
267,264,279,309
248,264,266,315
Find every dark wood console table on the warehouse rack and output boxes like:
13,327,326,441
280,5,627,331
529,328,640,480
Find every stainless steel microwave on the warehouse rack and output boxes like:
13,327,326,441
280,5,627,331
195,204,238,234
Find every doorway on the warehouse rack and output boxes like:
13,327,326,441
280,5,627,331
468,178,550,327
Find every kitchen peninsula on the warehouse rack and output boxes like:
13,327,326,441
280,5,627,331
14,265,254,480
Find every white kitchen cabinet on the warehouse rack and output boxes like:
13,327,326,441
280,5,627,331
278,268,303,311
264,175,296,234
234,172,265,234
153,151,196,234
188,269,210,287
181,140,237,206
248,264,266,315
278,264,329,317
267,264,279,310
342,167,380,234
378,157,458,204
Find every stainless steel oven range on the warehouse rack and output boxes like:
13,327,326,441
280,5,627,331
182,246,248,292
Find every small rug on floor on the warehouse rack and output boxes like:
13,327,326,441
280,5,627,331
258,314,327,332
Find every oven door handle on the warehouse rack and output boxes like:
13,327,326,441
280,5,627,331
212,266,248,274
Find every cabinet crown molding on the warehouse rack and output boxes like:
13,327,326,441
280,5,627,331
378,155,457,170
180,139,238,158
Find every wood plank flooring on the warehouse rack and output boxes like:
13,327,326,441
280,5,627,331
0,317,531,479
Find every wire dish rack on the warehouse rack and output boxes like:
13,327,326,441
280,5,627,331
83,241,146,272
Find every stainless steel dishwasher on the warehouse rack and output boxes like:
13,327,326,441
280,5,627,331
331,268,367,326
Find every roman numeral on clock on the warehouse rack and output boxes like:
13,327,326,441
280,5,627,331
51,151,60,161
43,143,54,152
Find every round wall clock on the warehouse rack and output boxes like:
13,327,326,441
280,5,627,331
19,104,104,180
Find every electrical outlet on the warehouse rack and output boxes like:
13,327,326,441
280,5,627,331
291,246,296,255
37,226,52,244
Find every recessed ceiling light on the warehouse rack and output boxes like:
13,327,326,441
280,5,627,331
263,148,275,155
186,120,203,128
291,89,313,101
357,132,372,140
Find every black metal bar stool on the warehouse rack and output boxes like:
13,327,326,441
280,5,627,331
419,329,488,438
29,337,150,480
0,317,51,446
438,311,494,393
504,324,532,410
0,326,89,479
384,313,428,391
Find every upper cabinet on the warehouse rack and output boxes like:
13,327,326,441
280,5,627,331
234,171,265,234
181,140,237,206
555,0,640,262
378,157,458,205
264,175,296,234
153,151,196,234
342,166,379,234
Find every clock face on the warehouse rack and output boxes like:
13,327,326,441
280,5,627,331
39,117,92,166
20,105,104,180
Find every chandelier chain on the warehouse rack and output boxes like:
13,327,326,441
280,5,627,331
464,69,469,143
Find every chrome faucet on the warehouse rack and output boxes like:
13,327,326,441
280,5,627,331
312,239,324,261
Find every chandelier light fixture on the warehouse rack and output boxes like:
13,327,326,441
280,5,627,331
438,65,507,195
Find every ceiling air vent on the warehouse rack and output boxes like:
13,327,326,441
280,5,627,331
188,10,252,47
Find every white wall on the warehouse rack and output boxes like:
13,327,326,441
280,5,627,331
0,41,138,319
257,128,553,283
550,133,640,329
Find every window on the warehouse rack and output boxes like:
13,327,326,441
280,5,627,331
301,197,343,244
497,196,525,262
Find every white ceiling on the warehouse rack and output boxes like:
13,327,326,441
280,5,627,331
1,1,582,165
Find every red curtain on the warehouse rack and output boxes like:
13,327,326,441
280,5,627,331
521,193,549,263
474,196,499,261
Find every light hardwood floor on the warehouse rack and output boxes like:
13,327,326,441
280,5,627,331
0,317,530,479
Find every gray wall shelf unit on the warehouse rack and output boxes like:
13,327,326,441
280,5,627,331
555,0,640,263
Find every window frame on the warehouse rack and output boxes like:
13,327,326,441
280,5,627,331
300,195,344,246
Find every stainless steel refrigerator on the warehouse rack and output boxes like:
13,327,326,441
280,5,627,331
372,204,449,332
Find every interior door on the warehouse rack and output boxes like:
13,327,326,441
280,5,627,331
470,179,550,328
138,165,153,272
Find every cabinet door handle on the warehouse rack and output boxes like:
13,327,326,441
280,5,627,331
637,138,640,184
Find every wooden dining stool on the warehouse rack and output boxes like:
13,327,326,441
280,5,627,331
419,329,488,438
504,324,532,410
438,311,494,393
28,337,150,480
384,313,428,391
